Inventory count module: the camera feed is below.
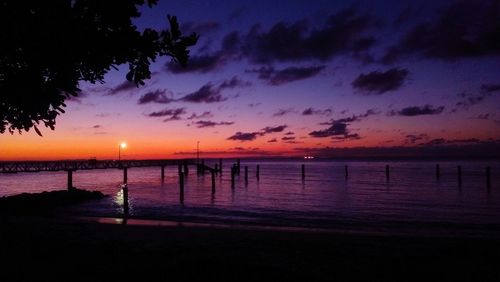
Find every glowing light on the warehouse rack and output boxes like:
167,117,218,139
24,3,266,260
118,142,127,160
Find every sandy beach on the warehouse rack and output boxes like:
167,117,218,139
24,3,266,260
1,214,500,281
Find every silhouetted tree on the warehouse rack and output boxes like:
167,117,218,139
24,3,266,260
0,0,198,135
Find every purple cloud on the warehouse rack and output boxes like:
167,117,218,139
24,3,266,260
261,125,287,134
138,89,174,104
227,132,260,141
187,111,213,120
272,108,296,117
193,120,234,128
107,80,137,95
302,107,333,116
147,108,187,122
227,125,287,142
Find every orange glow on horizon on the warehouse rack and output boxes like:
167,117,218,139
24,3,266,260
0,129,409,161
1,113,495,161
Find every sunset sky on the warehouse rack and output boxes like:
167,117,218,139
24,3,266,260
1,0,499,160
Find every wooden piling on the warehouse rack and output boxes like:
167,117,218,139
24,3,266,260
486,166,491,189
179,170,184,203
67,170,73,191
245,166,248,184
237,159,241,175
123,167,128,184
211,170,216,195
436,164,440,180
215,164,219,175
345,165,348,180
256,165,260,181
385,165,389,182
161,165,165,180
231,165,235,189
301,164,305,180
183,161,189,175
178,163,182,176
457,165,462,185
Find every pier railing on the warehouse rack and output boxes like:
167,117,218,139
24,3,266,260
0,159,196,173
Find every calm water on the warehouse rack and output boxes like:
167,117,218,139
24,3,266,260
1,159,499,235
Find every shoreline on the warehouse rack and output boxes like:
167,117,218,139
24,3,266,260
2,190,500,280
3,188,500,240
74,214,500,239
2,213,500,281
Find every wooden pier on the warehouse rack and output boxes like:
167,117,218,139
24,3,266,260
0,159,196,173
0,159,197,191
0,159,494,204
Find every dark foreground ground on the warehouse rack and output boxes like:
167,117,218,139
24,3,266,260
1,190,500,281
1,215,500,282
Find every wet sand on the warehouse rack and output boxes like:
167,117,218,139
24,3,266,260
1,215,500,281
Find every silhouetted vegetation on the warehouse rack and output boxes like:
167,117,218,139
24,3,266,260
0,0,198,135
0,188,105,215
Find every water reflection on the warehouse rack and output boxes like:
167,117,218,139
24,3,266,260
114,184,130,219
0,160,499,230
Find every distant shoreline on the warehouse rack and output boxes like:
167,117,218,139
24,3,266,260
1,156,500,162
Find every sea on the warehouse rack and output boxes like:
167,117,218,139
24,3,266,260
1,159,499,236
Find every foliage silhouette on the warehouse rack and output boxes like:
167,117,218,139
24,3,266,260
0,0,198,135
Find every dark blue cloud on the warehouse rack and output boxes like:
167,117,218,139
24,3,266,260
388,105,445,116
455,83,500,110
138,77,250,105
241,6,377,64
107,80,137,95
382,0,500,64
310,109,378,139
352,68,409,94
247,65,325,85
165,53,226,73
180,83,227,103
181,21,220,35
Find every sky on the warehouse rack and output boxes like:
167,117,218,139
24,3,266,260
1,0,499,160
